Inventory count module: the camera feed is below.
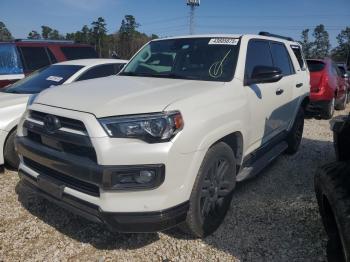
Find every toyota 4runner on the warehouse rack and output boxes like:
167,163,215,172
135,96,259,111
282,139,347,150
16,32,310,237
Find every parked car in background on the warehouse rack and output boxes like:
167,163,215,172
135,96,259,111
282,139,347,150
315,114,350,262
306,58,347,119
0,39,99,88
16,33,309,237
337,63,350,103
0,58,127,168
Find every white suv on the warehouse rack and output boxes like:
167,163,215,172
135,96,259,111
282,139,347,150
16,33,310,237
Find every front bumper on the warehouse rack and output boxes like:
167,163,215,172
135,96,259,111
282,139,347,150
20,170,189,232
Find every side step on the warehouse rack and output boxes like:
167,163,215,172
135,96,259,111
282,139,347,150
236,141,288,182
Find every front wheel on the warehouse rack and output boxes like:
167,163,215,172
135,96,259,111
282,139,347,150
180,142,236,238
285,107,304,155
4,129,20,169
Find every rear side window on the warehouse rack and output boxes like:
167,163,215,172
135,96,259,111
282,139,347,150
19,47,51,71
0,44,23,75
270,42,294,76
290,45,306,70
245,40,273,79
60,46,98,60
47,48,57,64
77,64,116,81
307,60,325,72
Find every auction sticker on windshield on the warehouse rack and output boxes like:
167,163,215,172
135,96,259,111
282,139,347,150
208,38,239,45
46,76,63,82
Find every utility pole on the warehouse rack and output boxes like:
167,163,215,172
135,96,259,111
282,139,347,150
187,0,200,35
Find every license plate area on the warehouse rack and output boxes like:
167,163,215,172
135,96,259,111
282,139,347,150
37,175,65,199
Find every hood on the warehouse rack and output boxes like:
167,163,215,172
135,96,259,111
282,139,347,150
35,76,225,117
0,92,30,108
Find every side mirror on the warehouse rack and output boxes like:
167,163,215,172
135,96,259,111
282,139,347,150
246,66,283,85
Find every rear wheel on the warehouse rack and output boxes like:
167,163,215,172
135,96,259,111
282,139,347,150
180,142,236,238
324,98,335,119
335,93,347,111
4,129,20,169
285,107,304,155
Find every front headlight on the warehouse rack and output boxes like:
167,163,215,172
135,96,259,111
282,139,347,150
99,111,184,143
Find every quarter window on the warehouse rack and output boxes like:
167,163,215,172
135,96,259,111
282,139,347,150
290,45,305,70
245,40,273,80
270,43,294,76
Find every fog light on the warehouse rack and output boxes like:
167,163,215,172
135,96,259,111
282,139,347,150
135,170,156,184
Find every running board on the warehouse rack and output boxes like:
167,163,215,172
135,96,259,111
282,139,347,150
236,141,288,182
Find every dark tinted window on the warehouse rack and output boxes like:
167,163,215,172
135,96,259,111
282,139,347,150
307,60,325,72
2,65,83,94
47,48,57,63
0,44,23,75
270,42,294,75
19,47,51,71
61,46,98,60
245,40,273,79
291,45,305,70
77,64,116,81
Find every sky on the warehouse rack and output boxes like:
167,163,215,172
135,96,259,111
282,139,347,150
1,0,349,47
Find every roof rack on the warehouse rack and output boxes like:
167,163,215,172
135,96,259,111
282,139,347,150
258,32,294,41
14,39,75,44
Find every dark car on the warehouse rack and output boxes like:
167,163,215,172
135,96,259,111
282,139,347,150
0,39,98,88
315,114,350,262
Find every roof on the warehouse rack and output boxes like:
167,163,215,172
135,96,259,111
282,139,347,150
54,58,128,66
153,33,299,44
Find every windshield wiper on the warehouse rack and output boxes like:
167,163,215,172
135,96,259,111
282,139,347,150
120,72,197,80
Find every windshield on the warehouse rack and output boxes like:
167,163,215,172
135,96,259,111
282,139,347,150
120,37,240,82
2,65,83,94
0,44,23,75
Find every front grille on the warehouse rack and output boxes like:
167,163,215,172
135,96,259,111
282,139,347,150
30,110,86,132
24,157,100,197
25,111,97,163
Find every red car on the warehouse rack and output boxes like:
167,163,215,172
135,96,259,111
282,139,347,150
0,39,98,88
307,58,348,119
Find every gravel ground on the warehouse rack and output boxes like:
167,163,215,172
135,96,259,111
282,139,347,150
1,106,349,262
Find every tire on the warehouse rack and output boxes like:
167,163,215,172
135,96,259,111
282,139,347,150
314,162,350,262
335,93,347,111
324,98,335,120
180,142,236,238
4,129,20,169
285,107,304,155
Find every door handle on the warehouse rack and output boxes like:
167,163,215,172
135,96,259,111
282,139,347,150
276,88,284,95
296,83,303,88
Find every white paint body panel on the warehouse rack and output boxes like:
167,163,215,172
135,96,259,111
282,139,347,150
17,34,310,211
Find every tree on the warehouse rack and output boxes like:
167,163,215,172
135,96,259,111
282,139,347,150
0,21,13,41
91,17,107,57
332,27,350,62
312,24,331,58
28,30,41,39
41,26,53,39
300,29,312,58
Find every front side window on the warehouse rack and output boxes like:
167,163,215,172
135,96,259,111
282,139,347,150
19,47,51,71
77,64,116,81
121,37,240,82
2,65,83,94
245,40,273,79
0,44,23,75
270,42,294,76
